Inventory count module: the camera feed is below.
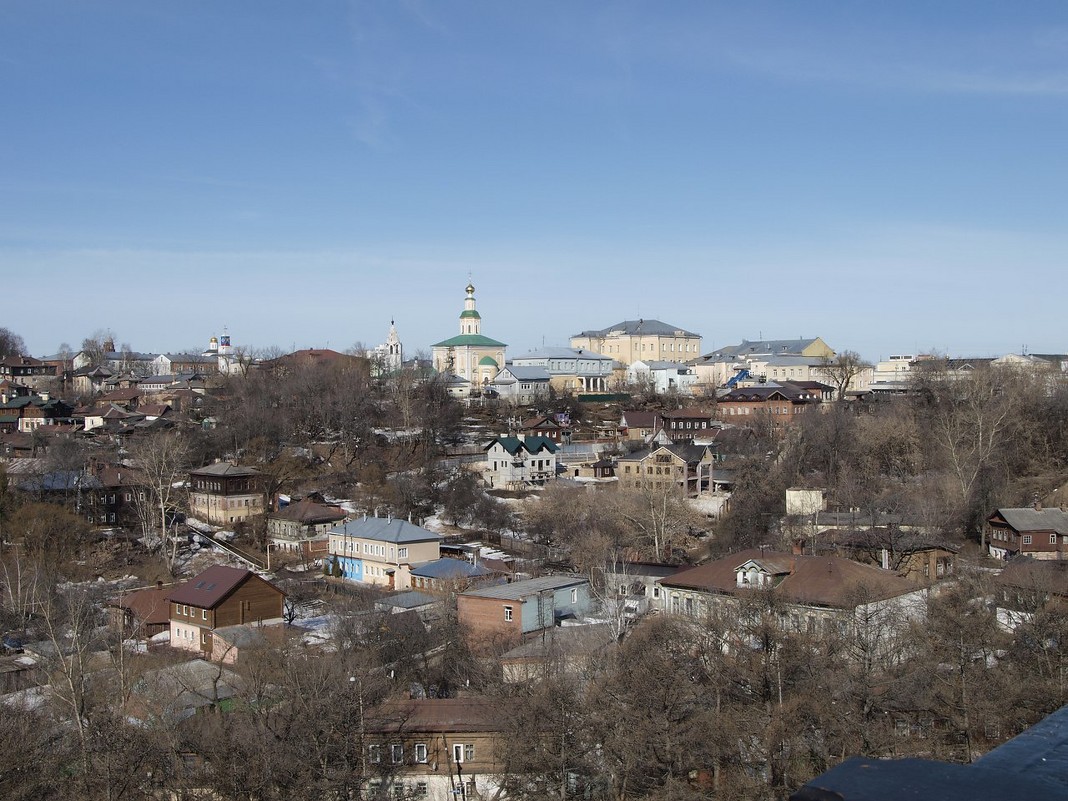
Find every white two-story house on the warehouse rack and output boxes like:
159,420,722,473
483,435,559,489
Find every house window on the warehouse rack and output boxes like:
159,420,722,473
202,609,208,620
414,781,428,797
398,547,408,560
570,588,578,604
504,605,513,622
368,744,381,764
391,744,404,764
1051,534,1058,545
414,743,428,763
453,744,474,763
1023,535,1032,545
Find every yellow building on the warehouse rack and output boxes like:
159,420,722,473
570,319,701,367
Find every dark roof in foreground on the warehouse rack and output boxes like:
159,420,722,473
367,698,505,733
789,704,1068,801
167,565,274,608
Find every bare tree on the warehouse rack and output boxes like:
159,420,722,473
126,429,191,568
819,350,872,401
0,326,27,358
80,328,116,367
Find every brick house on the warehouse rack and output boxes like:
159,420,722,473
457,575,593,649
716,382,827,428
167,565,285,663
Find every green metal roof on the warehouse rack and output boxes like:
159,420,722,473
459,310,481,319
433,334,507,348
478,356,498,366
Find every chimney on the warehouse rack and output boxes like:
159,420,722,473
1034,494,1042,511
791,539,804,556
156,580,163,589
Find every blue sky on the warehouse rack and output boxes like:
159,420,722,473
3,1,1067,362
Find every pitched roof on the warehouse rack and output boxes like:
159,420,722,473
492,366,551,382
113,585,171,627
484,435,559,455
367,698,505,734
270,498,347,524
620,410,661,428
190,462,261,478
663,548,919,607
989,507,1068,535
167,565,277,608
513,347,613,361
703,338,825,359
328,516,440,544
620,442,713,465
996,558,1068,597
574,319,699,338
460,574,586,600
376,590,439,610
432,333,507,348
410,558,494,580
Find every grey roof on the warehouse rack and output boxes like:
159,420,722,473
329,516,441,544
410,558,493,579
501,623,615,660
492,366,551,382
461,574,587,600
513,347,613,361
703,338,824,360
190,462,261,478
762,354,829,367
573,319,699,338
991,507,1068,535
376,590,439,610
213,624,269,650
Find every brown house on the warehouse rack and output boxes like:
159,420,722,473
520,414,568,443
986,505,1068,561
167,565,285,662
189,462,266,526
364,698,506,801
267,497,347,558
615,442,716,496
659,407,716,442
716,382,826,428
109,582,173,638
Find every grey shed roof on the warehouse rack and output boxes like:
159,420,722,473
574,319,699,338
461,574,587,600
991,507,1068,535
329,516,441,544
493,366,551,381
514,347,613,361
410,558,493,580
